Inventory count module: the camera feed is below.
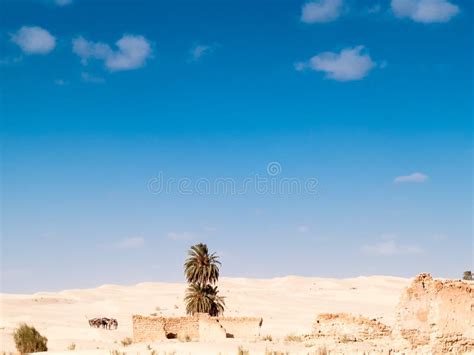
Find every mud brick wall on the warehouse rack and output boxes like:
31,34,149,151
132,315,166,342
395,273,474,353
198,316,227,341
217,317,263,339
163,316,199,340
132,314,263,342
312,313,392,342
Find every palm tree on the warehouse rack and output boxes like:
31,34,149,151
183,243,225,316
184,243,221,285
184,283,225,316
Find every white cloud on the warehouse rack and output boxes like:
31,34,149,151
55,0,73,6
391,0,459,23
167,232,194,241
11,26,56,54
190,44,212,61
301,0,344,23
72,35,152,71
107,36,152,70
73,37,111,64
81,72,105,84
394,172,428,183
298,225,310,233
294,61,307,71
361,239,423,256
298,46,376,81
117,237,144,249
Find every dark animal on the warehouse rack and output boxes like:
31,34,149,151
88,317,102,328
108,318,118,329
88,317,118,330
100,318,110,328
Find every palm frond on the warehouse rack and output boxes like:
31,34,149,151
184,243,221,285
184,283,225,316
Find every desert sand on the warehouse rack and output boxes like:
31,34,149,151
0,275,413,354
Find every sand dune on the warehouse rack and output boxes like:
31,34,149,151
0,276,411,354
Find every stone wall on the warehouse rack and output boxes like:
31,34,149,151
308,274,473,353
132,314,262,342
162,316,199,340
132,315,167,342
217,317,263,339
395,273,474,353
198,316,227,341
312,313,391,342
132,273,473,352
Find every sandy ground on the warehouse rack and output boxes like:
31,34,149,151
0,275,410,354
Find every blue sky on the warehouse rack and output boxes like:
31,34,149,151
0,0,472,293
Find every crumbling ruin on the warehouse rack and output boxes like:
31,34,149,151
394,273,474,353
133,273,473,353
312,313,392,343
132,313,262,342
310,273,473,353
